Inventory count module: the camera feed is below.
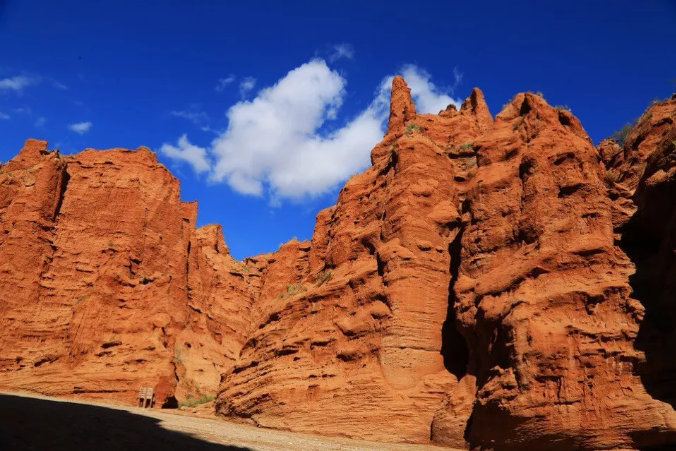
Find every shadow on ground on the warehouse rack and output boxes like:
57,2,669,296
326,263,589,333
0,394,252,451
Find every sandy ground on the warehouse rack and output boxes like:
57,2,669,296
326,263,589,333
0,391,459,451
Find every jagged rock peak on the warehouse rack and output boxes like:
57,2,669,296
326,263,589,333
5,138,54,171
459,87,493,129
386,75,416,135
493,91,588,140
195,224,230,256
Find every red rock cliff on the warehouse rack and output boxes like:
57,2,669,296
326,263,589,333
0,141,255,406
216,83,676,450
1,80,676,451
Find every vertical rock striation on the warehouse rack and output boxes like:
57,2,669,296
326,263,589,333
1,81,676,451
0,141,258,406
216,76,493,445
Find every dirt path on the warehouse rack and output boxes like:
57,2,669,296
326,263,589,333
0,391,458,451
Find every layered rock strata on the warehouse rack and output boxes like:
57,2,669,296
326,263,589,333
0,141,253,406
1,80,675,451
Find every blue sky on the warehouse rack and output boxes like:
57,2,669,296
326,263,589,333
1,0,675,259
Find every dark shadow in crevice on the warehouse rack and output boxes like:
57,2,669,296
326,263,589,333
618,165,676,448
632,425,676,451
519,98,532,116
440,225,469,379
53,165,70,221
636,439,676,451
0,394,251,451
558,110,572,127
621,174,676,413
463,408,475,442
162,395,179,409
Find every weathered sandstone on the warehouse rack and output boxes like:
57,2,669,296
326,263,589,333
0,141,253,407
1,80,675,451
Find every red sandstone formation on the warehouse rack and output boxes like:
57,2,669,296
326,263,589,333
0,142,252,406
217,83,676,450
217,79,493,446
0,79,675,451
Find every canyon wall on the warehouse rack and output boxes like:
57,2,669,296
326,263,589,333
0,141,254,406
216,83,676,450
1,80,675,450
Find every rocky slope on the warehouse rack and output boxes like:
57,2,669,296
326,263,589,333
0,80,675,450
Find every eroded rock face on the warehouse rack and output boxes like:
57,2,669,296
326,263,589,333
179,223,258,402
450,93,676,451
217,83,676,450
0,140,256,406
2,80,676,451
215,77,495,444
609,94,676,449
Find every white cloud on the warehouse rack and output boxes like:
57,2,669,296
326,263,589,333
170,110,209,125
0,75,38,93
159,134,210,173
34,117,46,127
161,59,460,202
239,77,256,97
209,60,382,198
0,112,10,120
0,74,66,93
216,75,236,91
68,121,92,134
51,80,68,90
452,67,463,89
329,43,355,62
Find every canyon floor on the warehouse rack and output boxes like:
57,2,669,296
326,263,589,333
0,391,456,451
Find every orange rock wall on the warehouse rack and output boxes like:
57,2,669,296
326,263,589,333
0,141,254,406
1,81,676,451
217,83,676,450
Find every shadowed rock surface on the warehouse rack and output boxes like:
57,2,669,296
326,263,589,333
0,79,675,450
